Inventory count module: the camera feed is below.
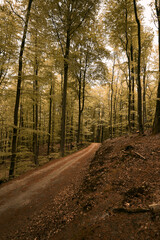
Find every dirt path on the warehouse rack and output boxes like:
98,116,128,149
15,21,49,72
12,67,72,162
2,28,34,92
0,143,100,240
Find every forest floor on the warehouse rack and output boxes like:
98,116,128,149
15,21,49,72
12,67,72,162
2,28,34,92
1,133,160,239
54,132,160,240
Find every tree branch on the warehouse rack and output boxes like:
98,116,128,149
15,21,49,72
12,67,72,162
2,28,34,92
6,0,25,23
70,4,93,37
51,17,64,56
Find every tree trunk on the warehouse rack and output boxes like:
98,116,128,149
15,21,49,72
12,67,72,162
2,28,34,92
47,83,52,156
9,0,33,178
131,43,135,130
133,0,143,134
39,95,42,147
153,0,160,134
69,92,74,146
33,66,39,164
77,69,82,145
51,80,55,151
101,107,104,142
60,30,70,156
125,5,131,132
91,110,96,142
77,54,87,144
96,108,101,142
128,58,131,132
33,31,39,165
113,80,118,137
110,55,115,139
143,65,147,126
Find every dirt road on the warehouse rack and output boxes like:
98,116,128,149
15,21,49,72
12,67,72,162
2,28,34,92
0,143,100,240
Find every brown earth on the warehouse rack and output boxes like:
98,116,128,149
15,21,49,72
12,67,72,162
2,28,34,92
1,133,160,240
0,143,100,240
55,133,160,240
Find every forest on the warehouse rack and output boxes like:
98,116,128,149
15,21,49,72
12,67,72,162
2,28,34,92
1,0,160,180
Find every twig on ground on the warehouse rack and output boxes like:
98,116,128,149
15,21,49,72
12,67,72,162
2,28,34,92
113,207,150,214
134,151,146,160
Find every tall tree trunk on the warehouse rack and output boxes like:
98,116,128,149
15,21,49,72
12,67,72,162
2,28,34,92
96,108,101,143
9,0,33,178
143,65,147,126
125,4,131,132
113,79,118,137
60,30,70,156
128,58,131,132
19,100,24,146
69,92,74,146
110,55,115,139
77,69,82,145
133,0,143,134
119,100,123,136
47,82,52,156
33,75,39,165
131,43,135,130
43,114,46,145
101,106,104,142
0,120,4,163
153,0,160,134
33,32,39,165
91,110,96,142
77,55,87,144
51,80,55,151
20,102,24,128
39,95,42,147
119,79,123,136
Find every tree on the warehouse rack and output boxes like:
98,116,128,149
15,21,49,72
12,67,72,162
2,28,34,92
153,0,160,134
0,3,17,86
76,51,87,144
110,54,116,139
103,0,152,133
141,30,153,127
49,0,100,156
32,30,39,165
9,0,33,178
47,80,53,156
133,0,143,134
103,0,136,131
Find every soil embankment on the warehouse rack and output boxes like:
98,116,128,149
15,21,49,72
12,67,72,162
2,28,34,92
56,133,160,240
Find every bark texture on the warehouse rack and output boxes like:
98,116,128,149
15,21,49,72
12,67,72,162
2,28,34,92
153,0,160,134
133,0,143,134
9,0,33,178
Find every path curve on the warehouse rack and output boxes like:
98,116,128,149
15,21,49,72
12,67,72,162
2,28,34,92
0,143,100,239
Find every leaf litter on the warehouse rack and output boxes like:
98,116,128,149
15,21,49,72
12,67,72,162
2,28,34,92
2,133,160,240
